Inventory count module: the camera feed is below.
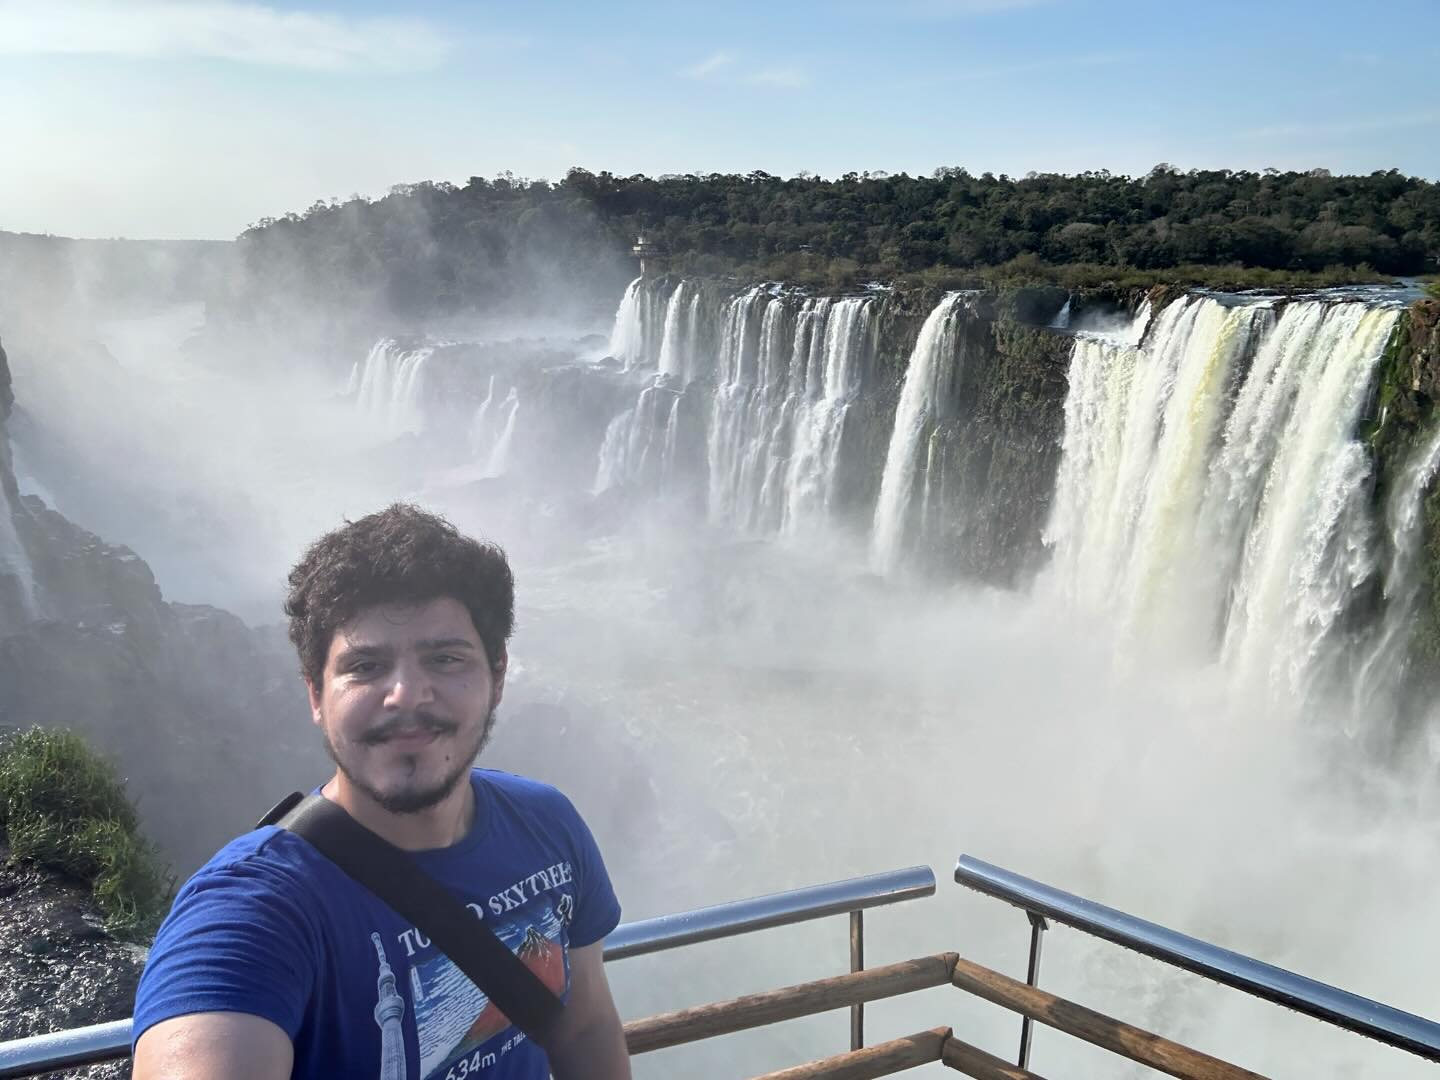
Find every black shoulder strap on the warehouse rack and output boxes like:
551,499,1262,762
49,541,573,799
258,793,564,1047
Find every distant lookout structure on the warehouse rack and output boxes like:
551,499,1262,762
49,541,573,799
632,234,664,276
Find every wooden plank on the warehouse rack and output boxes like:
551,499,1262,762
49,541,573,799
942,1036,1052,1079
624,953,958,1055
748,1027,952,1080
949,957,1270,1080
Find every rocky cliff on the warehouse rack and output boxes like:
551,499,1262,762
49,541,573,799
0,335,323,876
0,844,142,1078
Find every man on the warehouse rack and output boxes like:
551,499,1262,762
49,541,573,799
133,504,632,1079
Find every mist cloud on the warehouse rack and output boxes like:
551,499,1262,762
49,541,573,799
0,0,452,72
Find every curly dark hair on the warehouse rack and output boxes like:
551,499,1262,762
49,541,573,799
284,504,514,687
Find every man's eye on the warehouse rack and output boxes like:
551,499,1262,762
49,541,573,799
348,661,380,675
431,654,462,666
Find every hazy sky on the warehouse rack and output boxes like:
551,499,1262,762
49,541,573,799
3,0,1438,240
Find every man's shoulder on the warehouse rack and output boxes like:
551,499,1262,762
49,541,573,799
180,825,335,902
474,767,571,808
473,769,593,834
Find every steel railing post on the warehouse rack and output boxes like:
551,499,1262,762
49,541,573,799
850,909,864,1051
1017,911,1048,1068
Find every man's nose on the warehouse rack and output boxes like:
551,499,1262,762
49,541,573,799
383,659,435,710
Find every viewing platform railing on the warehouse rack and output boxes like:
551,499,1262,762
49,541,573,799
0,865,936,1078
5,854,1440,1078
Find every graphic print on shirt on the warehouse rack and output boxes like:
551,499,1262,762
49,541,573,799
390,863,577,1080
372,934,409,1080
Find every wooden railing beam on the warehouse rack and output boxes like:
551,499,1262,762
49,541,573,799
949,956,1270,1080
624,953,958,1054
747,1027,952,1080
941,1036,1052,1079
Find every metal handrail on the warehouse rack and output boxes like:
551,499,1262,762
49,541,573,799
955,853,1440,1062
605,865,935,960
0,864,935,1079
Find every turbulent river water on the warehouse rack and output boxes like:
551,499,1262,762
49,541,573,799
10,287,1440,1078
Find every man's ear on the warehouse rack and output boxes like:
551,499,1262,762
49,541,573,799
491,649,508,707
305,676,324,725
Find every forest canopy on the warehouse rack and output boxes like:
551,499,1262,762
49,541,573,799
232,166,1440,320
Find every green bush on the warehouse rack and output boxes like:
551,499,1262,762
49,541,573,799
0,728,171,938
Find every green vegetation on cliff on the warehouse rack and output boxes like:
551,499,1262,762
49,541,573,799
231,166,1440,321
0,728,171,938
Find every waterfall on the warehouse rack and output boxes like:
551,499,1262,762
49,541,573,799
468,375,497,456
0,485,36,620
1050,298,1072,329
782,297,874,535
657,281,692,379
594,378,684,494
1044,295,1271,631
1352,424,1440,724
608,278,646,366
1045,296,1402,702
484,388,520,477
353,338,434,434
1221,304,1400,698
597,282,877,533
593,407,634,494
870,292,965,573
706,288,788,529
609,277,683,370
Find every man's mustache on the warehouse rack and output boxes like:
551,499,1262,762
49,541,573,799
360,712,459,745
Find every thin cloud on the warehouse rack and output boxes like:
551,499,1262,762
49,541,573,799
682,50,736,79
1240,112,1440,141
745,66,812,89
0,0,452,71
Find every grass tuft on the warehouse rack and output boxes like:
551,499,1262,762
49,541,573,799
0,728,172,939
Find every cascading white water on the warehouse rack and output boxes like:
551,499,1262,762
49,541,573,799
657,281,692,379
870,292,965,573
1045,295,1402,703
1352,423,1440,726
707,289,790,530
0,485,37,619
1222,304,1400,698
608,278,647,366
468,375,497,456
594,379,685,494
608,276,681,370
353,338,434,434
782,297,873,535
484,388,520,477
1045,295,1272,637
593,407,634,494
598,283,877,533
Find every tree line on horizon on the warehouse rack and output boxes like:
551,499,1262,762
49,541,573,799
230,165,1440,319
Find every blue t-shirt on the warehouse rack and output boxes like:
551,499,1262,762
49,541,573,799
134,770,621,1080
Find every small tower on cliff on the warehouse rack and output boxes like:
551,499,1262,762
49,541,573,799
632,234,664,276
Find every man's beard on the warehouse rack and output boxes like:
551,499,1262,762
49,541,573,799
323,704,497,815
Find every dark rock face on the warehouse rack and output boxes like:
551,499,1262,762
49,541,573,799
0,845,141,1078
0,331,327,1071
1408,299,1440,400
926,317,1074,584
0,337,324,877
835,289,1079,582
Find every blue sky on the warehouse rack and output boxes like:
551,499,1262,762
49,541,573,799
2,0,1437,239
